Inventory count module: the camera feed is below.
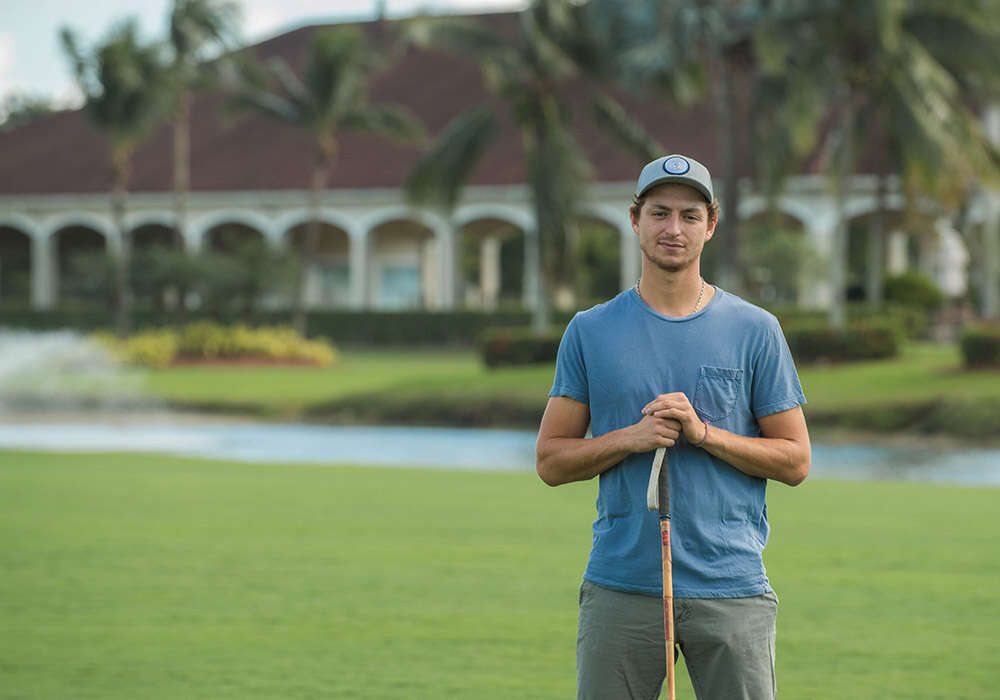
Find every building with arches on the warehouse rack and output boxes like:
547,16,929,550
1,12,997,316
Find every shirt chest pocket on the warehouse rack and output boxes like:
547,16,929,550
693,366,744,423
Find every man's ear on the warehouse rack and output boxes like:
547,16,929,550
705,213,718,240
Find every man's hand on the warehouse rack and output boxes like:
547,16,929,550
641,392,707,446
627,412,684,452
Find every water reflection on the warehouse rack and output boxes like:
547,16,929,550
0,418,997,487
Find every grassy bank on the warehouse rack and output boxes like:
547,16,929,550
128,343,1000,441
1,450,997,699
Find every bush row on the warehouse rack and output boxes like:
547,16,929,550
960,324,1000,368
781,320,902,363
768,303,931,340
0,307,575,347
480,328,564,367
479,319,904,367
91,322,338,368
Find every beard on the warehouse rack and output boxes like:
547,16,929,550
640,237,700,273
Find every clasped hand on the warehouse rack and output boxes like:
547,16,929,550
630,392,705,452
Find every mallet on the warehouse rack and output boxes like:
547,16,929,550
646,446,675,700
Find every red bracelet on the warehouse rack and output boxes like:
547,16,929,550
693,419,710,448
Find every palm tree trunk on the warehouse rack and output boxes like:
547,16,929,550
867,173,886,307
294,156,329,336
111,149,132,338
829,104,853,330
173,90,192,250
712,54,742,295
984,198,1000,320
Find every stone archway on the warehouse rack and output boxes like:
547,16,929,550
129,222,185,310
204,222,267,253
846,208,909,304
53,225,108,304
284,222,352,308
366,219,436,310
738,210,812,305
574,214,623,308
456,217,526,310
0,226,32,304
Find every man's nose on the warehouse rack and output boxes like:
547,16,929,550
663,213,682,234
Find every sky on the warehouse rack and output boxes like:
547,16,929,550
0,0,526,109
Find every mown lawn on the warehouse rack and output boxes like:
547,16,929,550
1,450,998,699
133,343,1000,436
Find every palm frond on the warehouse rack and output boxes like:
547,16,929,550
405,106,496,212
403,16,514,64
170,0,242,62
226,87,302,125
590,92,664,163
266,57,313,115
342,103,426,145
305,27,367,113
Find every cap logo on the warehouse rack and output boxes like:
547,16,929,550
663,156,690,175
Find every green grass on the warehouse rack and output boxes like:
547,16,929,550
797,343,1000,409
137,342,990,408
130,343,1000,438
2,450,998,699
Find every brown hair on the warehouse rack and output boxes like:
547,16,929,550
630,194,720,225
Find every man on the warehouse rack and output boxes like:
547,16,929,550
536,154,810,700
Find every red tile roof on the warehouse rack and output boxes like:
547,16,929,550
0,11,754,196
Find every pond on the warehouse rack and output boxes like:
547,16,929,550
0,415,998,487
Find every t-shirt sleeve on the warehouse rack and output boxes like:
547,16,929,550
751,316,807,419
549,315,590,405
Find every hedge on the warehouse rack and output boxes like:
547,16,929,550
781,320,902,364
480,327,563,367
960,324,1000,368
768,303,931,340
0,307,575,347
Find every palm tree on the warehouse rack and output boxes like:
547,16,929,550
226,25,425,335
61,21,169,337
405,4,637,333
756,0,1000,328
552,0,767,296
167,0,241,250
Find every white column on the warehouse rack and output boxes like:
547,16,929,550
801,203,838,309
887,230,908,275
522,228,540,309
349,231,370,310
480,235,501,311
434,222,457,310
421,236,440,309
620,221,640,290
30,234,56,309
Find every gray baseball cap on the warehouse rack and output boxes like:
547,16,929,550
635,154,714,203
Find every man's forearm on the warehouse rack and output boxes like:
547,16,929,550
700,425,810,486
536,428,636,486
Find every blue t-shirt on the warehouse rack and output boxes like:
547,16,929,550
549,287,806,598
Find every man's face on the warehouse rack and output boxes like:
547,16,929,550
630,183,717,273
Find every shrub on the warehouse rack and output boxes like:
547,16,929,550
91,323,337,367
123,329,179,369
770,303,930,341
782,320,901,364
960,324,1000,368
884,271,945,312
480,327,562,367
178,321,229,358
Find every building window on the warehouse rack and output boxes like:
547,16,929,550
379,264,421,308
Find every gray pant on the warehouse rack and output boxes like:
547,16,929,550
577,580,778,700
